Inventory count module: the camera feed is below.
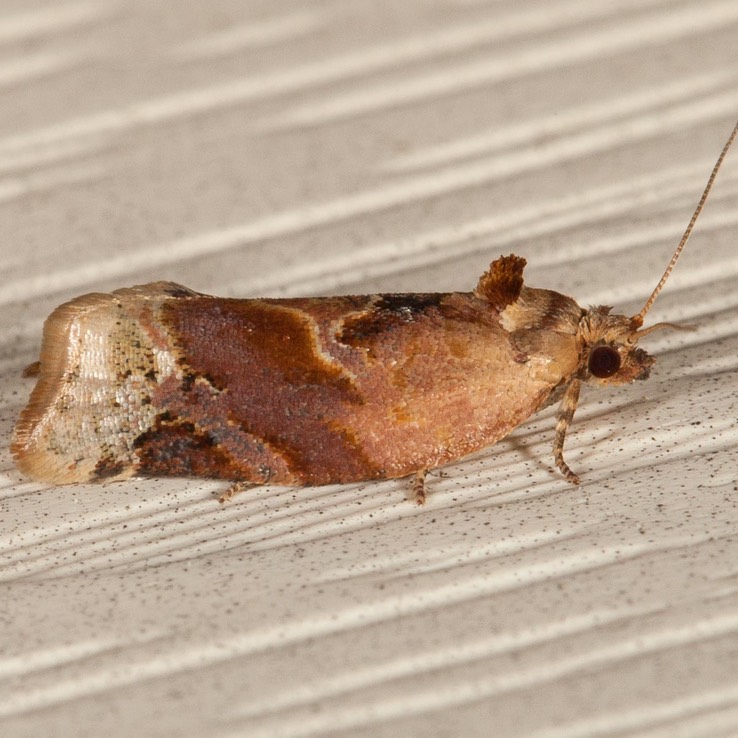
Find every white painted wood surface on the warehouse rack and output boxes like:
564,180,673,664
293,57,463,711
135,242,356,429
1,2,737,736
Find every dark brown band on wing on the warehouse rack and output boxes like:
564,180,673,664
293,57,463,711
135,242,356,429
141,298,381,484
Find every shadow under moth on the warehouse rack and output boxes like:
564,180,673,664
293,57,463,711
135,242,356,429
12,121,738,503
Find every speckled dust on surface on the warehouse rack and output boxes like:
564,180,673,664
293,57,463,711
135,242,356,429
1,2,738,738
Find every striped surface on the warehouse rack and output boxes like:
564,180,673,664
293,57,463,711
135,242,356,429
1,1,737,736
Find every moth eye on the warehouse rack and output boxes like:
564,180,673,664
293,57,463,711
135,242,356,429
589,345,621,378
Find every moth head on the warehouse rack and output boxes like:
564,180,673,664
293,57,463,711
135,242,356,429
578,307,659,386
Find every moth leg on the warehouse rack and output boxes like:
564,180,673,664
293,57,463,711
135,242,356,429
218,481,252,504
219,464,274,503
22,361,41,378
412,469,428,506
553,378,581,485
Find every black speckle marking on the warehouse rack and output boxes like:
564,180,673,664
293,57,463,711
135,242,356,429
93,456,128,480
338,293,444,345
163,284,200,298
375,293,445,316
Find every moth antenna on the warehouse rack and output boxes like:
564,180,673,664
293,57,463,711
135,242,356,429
633,119,738,327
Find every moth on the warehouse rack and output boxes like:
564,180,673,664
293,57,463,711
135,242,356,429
12,121,737,503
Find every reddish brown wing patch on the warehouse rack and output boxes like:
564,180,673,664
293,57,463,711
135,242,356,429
169,298,356,391
149,297,379,485
474,255,526,310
